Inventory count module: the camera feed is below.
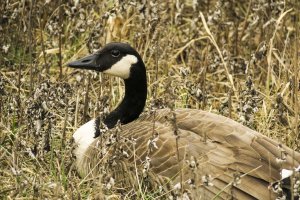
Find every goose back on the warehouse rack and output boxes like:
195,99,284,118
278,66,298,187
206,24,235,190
76,108,300,199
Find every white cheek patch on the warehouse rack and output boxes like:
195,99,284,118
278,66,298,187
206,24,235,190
103,54,138,79
73,119,97,163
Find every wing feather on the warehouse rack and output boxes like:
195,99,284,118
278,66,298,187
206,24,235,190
78,108,300,199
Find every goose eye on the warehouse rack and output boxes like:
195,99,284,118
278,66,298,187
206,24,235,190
111,49,120,57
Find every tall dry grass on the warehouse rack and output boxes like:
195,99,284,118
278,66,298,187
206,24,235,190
0,0,299,199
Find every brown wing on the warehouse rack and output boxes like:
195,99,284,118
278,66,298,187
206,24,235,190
79,108,300,199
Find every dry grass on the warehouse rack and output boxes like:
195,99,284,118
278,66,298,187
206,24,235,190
1,0,300,199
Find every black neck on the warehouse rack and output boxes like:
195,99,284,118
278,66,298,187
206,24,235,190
103,62,147,129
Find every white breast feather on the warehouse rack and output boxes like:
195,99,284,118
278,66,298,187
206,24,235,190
104,54,138,79
73,119,97,165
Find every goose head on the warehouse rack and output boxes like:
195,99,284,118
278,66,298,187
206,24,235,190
68,42,145,80
68,43,147,165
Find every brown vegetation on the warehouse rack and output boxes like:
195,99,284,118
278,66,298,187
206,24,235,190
0,0,299,199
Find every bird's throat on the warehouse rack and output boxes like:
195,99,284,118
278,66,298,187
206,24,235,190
103,66,147,129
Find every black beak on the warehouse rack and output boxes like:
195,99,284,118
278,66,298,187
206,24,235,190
67,54,98,70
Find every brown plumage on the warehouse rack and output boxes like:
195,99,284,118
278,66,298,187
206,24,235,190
77,108,300,199
68,43,300,199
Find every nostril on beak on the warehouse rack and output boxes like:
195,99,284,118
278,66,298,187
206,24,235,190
67,54,98,69
81,59,91,63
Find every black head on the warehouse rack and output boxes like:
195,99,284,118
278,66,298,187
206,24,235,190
68,42,144,79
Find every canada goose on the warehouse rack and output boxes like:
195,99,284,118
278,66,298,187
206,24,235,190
68,42,300,199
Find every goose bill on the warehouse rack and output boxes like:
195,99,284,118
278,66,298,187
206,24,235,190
67,54,98,70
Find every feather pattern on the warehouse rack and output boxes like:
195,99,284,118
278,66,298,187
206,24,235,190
68,42,300,199
77,108,300,199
